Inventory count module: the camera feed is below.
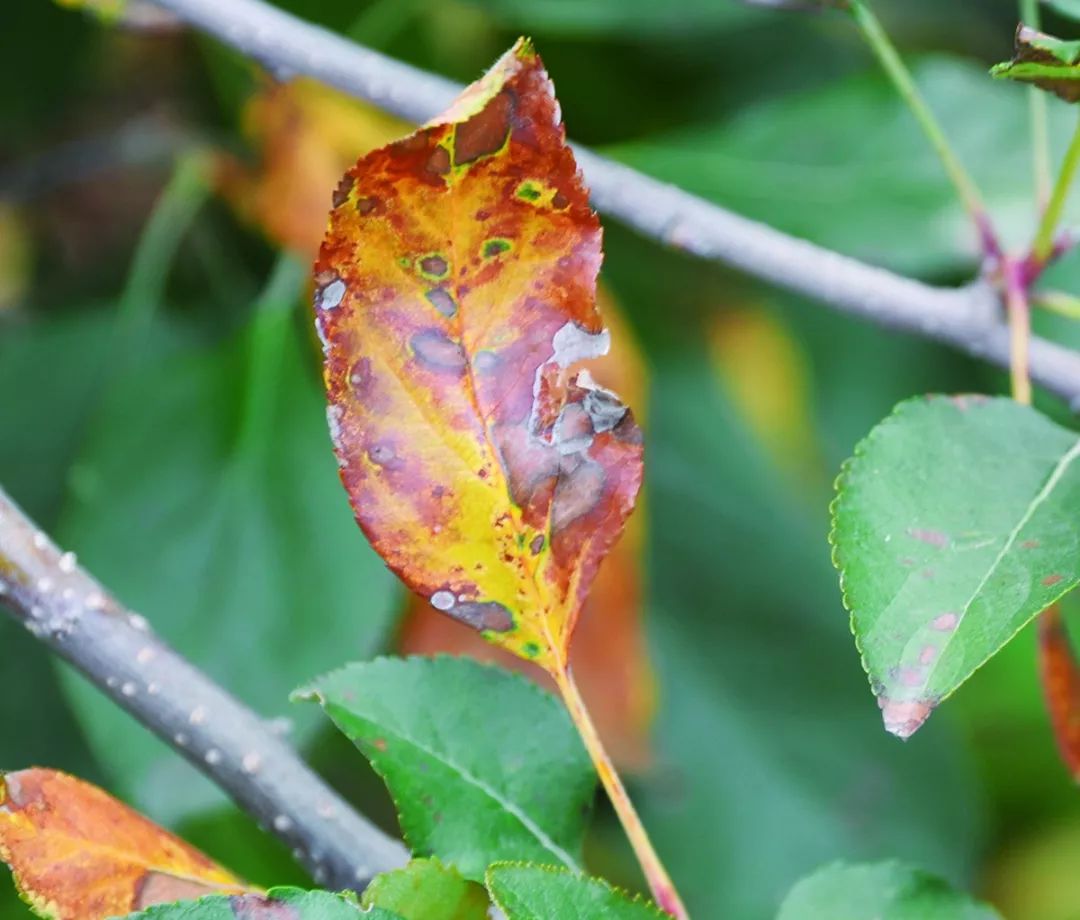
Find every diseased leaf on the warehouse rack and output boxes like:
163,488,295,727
832,395,1080,738
485,864,664,919
123,887,401,920
314,38,643,673
294,656,595,880
991,26,1080,102
1038,604,1080,780
396,287,655,769
0,769,247,919
777,861,1002,919
362,858,489,919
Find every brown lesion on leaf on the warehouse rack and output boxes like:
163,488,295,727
453,600,515,633
355,195,380,216
426,144,451,176
331,175,354,208
135,873,230,910
417,253,450,280
1044,574,1065,586
453,89,514,165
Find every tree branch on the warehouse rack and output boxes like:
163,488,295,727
145,0,1080,411
0,485,408,890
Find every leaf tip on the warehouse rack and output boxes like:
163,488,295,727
879,696,933,740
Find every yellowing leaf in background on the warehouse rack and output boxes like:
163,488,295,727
0,769,247,918
219,79,409,258
706,305,817,477
314,39,643,672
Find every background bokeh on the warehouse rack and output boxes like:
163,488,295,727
3,0,1080,917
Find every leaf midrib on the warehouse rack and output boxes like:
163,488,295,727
343,705,580,871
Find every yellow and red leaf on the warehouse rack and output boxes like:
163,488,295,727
1039,604,1080,780
315,39,643,672
0,769,247,919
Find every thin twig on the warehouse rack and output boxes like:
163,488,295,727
846,0,1000,259
140,0,1080,409
1034,112,1080,264
0,486,409,890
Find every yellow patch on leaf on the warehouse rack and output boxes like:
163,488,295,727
316,39,644,672
0,769,248,919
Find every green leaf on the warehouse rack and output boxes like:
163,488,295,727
463,0,759,35
122,886,401,919
294,656,595,880
991,26,1080,102
777,861,1002,919
832,395,1080,739
1045,0,1080,19
609,57,1073,274
57,271,400,819
362,858,489,919
485,864,664,919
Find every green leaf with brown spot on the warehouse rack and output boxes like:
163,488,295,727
832,396,1080,739
485,864,666,919
362,859,489,919
991,25,1080,101
123,887,403,919
778,861,1002,919
293,656,595,881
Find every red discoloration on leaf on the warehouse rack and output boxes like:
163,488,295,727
908,528,949,548
1038,604,1080,780
0,769,247,919
878,697,934,740
932,612,959,631
1043,574,1065,587
315,39,643,669
1023,540,1041,549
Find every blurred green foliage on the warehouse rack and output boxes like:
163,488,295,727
3,0,1080,918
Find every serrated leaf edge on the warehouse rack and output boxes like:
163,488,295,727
293,655,592,877
829,393,1080,738
484,862,668,918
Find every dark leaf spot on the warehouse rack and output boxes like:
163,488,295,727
411,329,467,372
332,175,353,208
451,600,514,632
425,288,457,317
454,89,513,164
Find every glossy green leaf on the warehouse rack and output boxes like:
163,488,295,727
294,656,594,880
122,887,401,919
992,26,1080,102
362,858,489,919
1045,0,1080,19
777,861,1002,919
609,57,1075,274
58,264,399,819
464,0,758,35
832,395,1080,739
485,864,664,919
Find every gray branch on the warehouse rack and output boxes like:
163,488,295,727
146,0,1080,411
0,486,408,890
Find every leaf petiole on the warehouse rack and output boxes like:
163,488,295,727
846,1,1000,259
1033,111,1080,263
552,665,689,920
1022,0,1053,208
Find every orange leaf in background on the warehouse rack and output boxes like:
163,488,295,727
1039,605,1080,780
706,305,818,478
219,78,408,257
314,39,643,672
0,769,248,919
399,287,656,769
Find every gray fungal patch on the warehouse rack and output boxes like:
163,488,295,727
473,350,500,374
431,590,456,611
425,288,458,318
451,600,514,632
412,329,467,372
578,370,627,433
368,442,398,468
317,278,346,311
